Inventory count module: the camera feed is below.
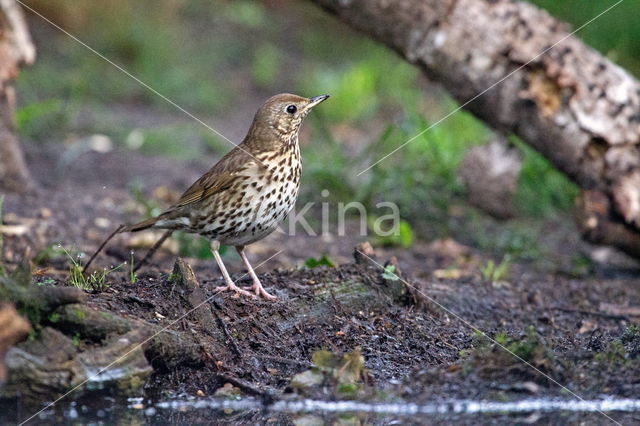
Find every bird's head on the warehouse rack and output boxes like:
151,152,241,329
247,93,329,147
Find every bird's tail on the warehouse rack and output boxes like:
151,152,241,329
82,216,160,274
120,216,159,233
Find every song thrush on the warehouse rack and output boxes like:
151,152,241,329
84,93,329,300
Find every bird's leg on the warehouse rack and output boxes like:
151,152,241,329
210,241,255,298
235,246,277,301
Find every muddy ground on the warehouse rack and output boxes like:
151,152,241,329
1,143,640,424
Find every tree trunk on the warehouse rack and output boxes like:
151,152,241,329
307,0,640,258
0,0,36,193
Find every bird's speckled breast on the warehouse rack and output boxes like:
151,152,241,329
195,144,302,246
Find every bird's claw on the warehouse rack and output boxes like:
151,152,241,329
214,283,256,298
241,282,277,301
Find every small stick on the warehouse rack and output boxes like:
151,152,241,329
215,373,275,398
212,300,243,359
82,224,126,274
133,230,173,272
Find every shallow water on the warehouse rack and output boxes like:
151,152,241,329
156,396,640,415
7,396,640,425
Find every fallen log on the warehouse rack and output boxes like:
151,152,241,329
307,0,640,258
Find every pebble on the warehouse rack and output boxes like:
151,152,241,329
39,208,52,219
94,217,111,228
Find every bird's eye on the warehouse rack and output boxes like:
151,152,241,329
286,105,297,114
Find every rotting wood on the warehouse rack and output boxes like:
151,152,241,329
308,0,640,258
169,258,217,334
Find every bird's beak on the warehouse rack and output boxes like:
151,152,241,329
306,94,330,109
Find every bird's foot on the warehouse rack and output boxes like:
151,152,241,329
244,279,277,301
214,281,256,298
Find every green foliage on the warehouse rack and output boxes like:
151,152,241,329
594,327,640,367
224,0,267,28
505,326,545,363
469,326,555,374
134,124,218,160
251,43,281,89
15,99,69,140
38,277,56,286
494,331,509,346
33,244,67,265
128,182,162,219
174,232,216,260
512,137,579,217
298,44,422,123
371,219,414,248
473,220,545,261
481,255,511,283
594,341,628,365
304,254,335,268
567,254,594,277
623,325,640,342
381,265,399,281
71,333,82,348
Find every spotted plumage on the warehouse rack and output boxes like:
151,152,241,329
83,93,329,300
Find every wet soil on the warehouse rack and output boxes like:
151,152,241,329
2,143,640,425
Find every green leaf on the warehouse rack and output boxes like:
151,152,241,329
382,265,399,281
304,255,335,268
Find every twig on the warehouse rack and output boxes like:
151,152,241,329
216,373,276,399
250,318,286,344
211,300,243,359
82,224,126,273
133,230,173,272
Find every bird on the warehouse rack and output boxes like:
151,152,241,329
83,93,329,300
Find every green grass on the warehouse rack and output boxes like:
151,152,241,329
481,256,512,283
61,246,121,292
512,137,579,216
129,251,137,284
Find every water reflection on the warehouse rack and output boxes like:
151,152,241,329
4,396,640,424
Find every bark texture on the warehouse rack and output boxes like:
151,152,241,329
309,0,640,257
0,0,35,192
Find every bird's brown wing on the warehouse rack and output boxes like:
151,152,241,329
173,147,257,208
173,172,237,208
115,149,255,233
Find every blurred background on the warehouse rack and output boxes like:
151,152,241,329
14,0,640,271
